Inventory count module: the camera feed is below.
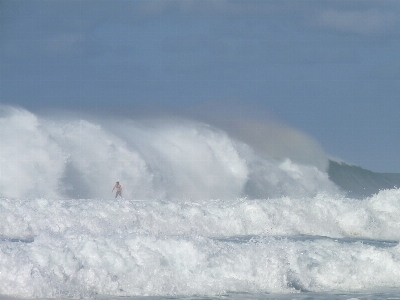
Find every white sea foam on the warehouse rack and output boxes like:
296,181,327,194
1,190,400,298
2,189,400,244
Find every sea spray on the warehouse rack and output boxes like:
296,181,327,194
0,105,339,200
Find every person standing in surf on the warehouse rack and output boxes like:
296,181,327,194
112,181,122,198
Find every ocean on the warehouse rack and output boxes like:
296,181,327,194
1,105,400,299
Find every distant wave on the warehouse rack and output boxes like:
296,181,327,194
328,160,400,199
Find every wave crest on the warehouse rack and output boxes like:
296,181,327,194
0,105,339,199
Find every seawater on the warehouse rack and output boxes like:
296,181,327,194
1,105,400,299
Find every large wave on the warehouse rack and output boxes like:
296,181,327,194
0,105,339,200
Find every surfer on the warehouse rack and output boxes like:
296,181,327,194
112,181,122,198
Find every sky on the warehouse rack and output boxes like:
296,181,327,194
1,0,400,172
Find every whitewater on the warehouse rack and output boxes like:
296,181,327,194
1,105,400,299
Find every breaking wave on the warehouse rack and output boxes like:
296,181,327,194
0,105,339,200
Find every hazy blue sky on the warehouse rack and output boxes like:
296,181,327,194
1,0,400,172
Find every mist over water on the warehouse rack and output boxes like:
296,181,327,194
0,105,338,200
